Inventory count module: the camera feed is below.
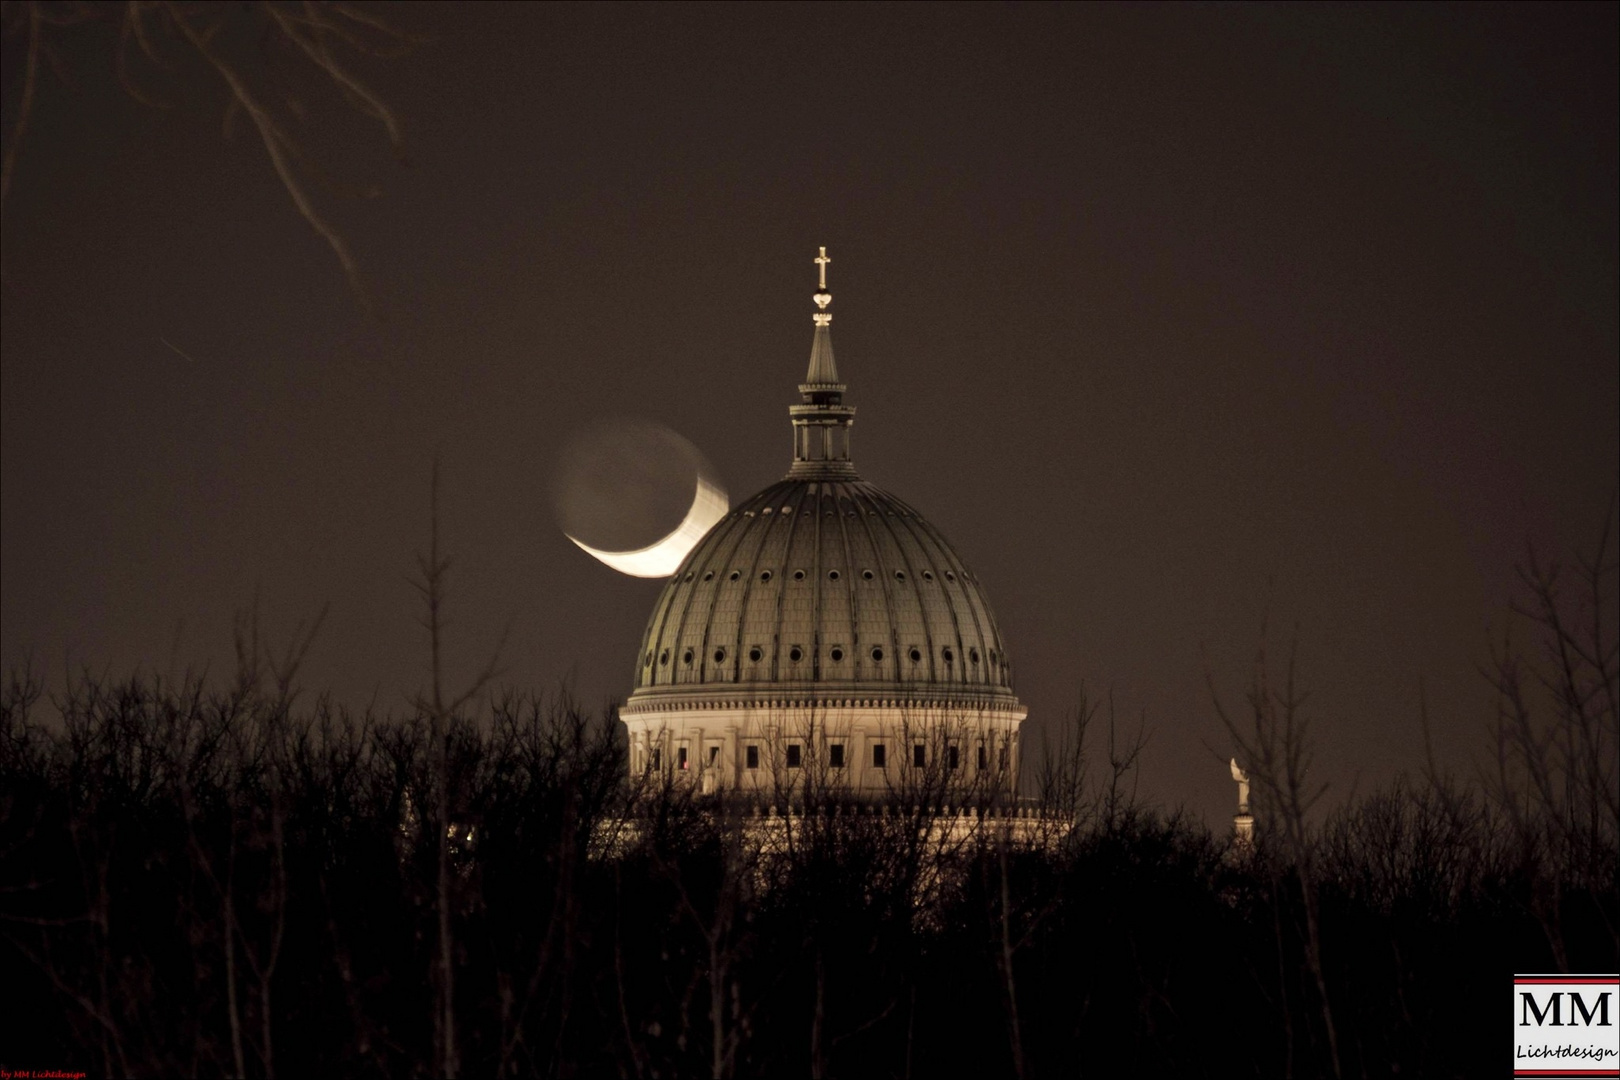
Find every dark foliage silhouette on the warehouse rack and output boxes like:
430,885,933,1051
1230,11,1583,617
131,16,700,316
2,517,1614,1077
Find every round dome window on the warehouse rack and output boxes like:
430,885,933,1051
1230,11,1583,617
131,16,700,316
713,648,726,664
748,646,763,662
789,646,804,662
908,647,922,663
829,647,845,662
871,646,885,663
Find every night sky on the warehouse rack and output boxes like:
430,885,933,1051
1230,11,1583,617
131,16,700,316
3,3,1615,826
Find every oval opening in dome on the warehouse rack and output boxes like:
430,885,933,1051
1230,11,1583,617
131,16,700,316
862,569,874,580
942,647,954,664
644,652,652,667
793,569,805,580
828,570,841,581
829,646,844,662
714,648,726,664
895,571,906,582
871,646,884,663
789,646,804,662
703,571,714,581
659,649,669,666
728,570,740,581
909,647,922,663
969,648,979,664
748,646,763,662
683,649,694,665
760,570,773,583
945,571,956,582
923,570,934,582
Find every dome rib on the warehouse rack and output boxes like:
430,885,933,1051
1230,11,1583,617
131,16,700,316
762,483,804,681
844,484,897,685
766,488,800,681
828,483,857,683
859,486,935,684
724,490,785,685
889,507,967,684
919,513,1007,687
845,486,891,683
660,503,747,688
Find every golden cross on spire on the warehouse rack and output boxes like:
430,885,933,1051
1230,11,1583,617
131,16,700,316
814,246,831,290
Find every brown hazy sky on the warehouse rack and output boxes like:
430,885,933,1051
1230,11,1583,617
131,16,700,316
3,2,1615,824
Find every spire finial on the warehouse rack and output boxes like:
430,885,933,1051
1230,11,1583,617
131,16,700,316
790,246,855,478
813,245,832,325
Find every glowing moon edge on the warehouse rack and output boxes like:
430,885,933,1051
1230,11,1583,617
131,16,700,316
566,475,729,578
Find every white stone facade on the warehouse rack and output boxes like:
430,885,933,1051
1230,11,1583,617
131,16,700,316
621,700,1025,800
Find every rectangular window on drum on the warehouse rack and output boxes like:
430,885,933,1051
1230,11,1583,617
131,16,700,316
677,746,688,771
746,745,759,769
829,743,845,768
913,744,926,768
872,743,887,768
787,744,802,768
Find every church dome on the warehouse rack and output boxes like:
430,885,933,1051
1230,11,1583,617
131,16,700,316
629,477,1017,706
624,248,1020,720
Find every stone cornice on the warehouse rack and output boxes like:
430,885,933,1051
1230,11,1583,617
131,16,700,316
622,687,1026,717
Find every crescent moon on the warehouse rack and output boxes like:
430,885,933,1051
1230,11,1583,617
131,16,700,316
566,474,729,578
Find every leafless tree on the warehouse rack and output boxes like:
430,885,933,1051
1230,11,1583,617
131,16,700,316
1482,504,1619,967
1210,624,1342,1080
409,457,506,1079
2,0,416,299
